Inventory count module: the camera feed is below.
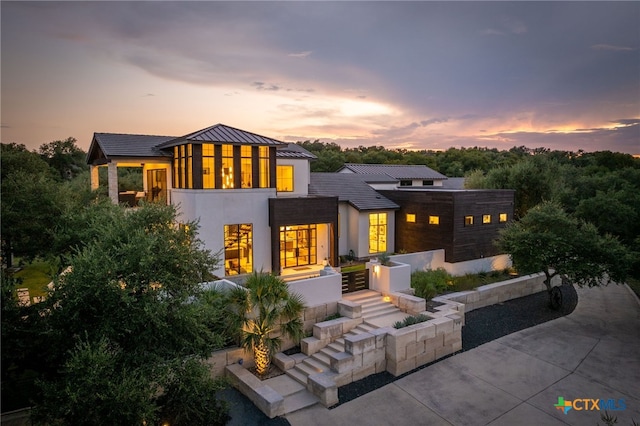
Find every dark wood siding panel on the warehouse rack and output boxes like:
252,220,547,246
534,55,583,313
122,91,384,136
192,144,203,189
452,191,515,262
380,191,455,258
381,189,514,263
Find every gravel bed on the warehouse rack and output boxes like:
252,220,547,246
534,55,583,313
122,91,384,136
222,283,578,424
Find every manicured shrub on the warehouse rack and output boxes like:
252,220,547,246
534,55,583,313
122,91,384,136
411,268,452,299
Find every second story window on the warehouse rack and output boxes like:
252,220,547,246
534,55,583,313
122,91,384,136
202,144,215,189
464,216,474,226
241,146,252,188
276,165,294,192
221,145,234,189
400,180,412,186
259,146,270,188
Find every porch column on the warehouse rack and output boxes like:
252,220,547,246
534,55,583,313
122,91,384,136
108,161,119,204
90,165,100,191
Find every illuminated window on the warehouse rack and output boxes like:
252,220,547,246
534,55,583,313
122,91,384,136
464,216,474,226
429,216,440,225
276,165,294,192
483,214,492,224
259,146,270,188
173,144,192,189
224,224,253,275
406,214,416,223
279,224,317,268
369,213,387,254
221,145,234,189
499,213,508,223
202,144,215,189
241,146,252,188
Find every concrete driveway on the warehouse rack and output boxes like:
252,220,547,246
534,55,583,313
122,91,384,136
285,283,640,426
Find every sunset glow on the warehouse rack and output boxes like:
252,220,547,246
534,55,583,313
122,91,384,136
1,2,638,154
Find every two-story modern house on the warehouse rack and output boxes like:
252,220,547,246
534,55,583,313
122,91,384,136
87,123,514,283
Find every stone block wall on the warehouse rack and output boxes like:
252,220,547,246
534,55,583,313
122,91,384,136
432,273,559,312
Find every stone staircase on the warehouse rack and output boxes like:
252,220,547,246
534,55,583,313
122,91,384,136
342,290,410,327
280,290,410,407
286,322,378,387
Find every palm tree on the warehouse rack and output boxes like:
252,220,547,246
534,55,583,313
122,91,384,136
227,272,305,376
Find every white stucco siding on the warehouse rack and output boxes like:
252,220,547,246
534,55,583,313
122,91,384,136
171,189,275,277
338,203,350,256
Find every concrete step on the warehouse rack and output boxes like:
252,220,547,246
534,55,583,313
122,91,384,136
283,389,319,414
295,362,322,377
313,351,332,366
363,305,401,320
365,311,412,328
286,368,308,386
303,357,330,374
342,290,380,304
356,323,377,332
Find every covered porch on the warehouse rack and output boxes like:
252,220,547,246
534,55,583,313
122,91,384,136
86,133,175,206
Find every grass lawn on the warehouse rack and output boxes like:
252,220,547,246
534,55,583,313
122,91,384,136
12,260,56,299
340,263,366,273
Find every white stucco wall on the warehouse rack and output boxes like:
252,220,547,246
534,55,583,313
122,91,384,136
388,251,511,277
338,203,350,256
171,188,275,277
286,270,342,306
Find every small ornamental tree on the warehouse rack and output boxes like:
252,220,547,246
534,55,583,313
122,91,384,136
228,272,305,376
497,202,631,307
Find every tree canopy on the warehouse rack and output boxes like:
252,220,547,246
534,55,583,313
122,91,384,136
497,202,631,291
12,203,230,425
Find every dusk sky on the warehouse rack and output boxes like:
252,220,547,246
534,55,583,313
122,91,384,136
2,1,639,154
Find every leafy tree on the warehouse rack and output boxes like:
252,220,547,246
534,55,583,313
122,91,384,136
1,143,64,266
28,203,229,425
38,137,87,181
227,272,305,376
497,202,631,305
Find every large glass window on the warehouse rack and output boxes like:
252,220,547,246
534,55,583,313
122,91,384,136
224,224,252,275
221,145,234,189
369,213,387,254
259,146,270,188
173,144,192,188
280,225,317,268
202,144,215,189
276,165,294,192
241,146,252,188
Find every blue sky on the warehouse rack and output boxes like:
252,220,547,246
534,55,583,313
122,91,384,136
2,1,638,154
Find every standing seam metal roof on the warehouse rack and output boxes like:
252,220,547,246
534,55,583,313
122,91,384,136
157,124,286,148
88,133,175,162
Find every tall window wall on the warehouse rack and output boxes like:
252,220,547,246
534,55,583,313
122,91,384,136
241,146,252,188
173,144,193,189
259,146,270,188
369,212,387,254
172,143,273,190
202,144,215,189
